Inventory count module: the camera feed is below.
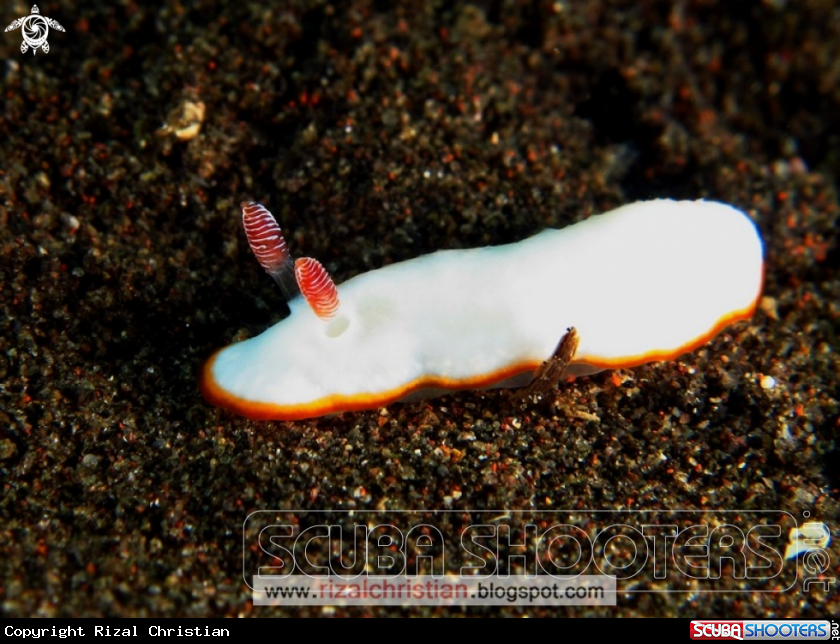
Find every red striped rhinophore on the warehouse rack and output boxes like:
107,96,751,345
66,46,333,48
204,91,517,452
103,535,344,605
241,201,290,273
294,257,340,320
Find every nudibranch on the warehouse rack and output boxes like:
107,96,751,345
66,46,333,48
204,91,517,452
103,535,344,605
201,199,764,421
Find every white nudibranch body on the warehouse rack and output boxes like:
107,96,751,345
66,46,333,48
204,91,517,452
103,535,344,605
201,199,764,420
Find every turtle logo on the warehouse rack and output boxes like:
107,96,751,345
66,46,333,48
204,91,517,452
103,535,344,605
5,5,65,55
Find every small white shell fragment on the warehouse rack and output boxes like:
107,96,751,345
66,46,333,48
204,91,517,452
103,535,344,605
158,100,206,141
759,375,776,390
783,523,831,560
202,199,764,420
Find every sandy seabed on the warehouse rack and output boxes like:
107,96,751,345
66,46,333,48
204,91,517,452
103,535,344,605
0,0,838,617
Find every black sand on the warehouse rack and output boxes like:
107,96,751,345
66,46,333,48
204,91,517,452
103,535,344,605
1,0,838,617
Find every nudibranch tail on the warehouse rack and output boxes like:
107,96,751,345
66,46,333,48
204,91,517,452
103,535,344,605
240,201,299,300
294,257,340,320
